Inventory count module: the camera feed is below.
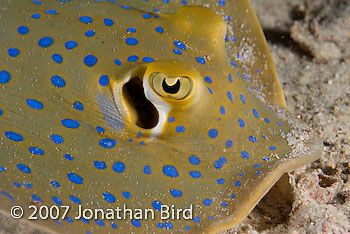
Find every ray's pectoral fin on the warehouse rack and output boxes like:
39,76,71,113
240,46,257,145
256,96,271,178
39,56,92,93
111,61,205,136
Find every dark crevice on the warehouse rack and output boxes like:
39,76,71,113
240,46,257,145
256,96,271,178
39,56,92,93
123,77,159,129
262,28,313,59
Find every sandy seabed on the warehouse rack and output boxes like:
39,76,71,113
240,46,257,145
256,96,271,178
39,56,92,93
1,0,350,233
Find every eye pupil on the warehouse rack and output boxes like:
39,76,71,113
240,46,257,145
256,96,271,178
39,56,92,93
162,78,180,94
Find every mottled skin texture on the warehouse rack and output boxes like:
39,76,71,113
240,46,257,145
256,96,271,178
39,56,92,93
0,0,321,233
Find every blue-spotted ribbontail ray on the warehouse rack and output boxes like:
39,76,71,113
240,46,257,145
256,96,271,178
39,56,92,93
0,0,322,233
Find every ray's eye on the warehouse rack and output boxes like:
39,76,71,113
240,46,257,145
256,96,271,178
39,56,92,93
151,73,191,100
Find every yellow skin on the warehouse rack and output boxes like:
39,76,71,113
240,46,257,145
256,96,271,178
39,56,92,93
0,0,321,233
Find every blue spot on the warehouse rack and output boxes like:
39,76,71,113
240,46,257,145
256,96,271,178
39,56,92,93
31,194,42,202
253,109,259,118
234,180,241,187
227,91,233,104
218,0,225,6
269,146,277,151
52,54,63,63
208,129,218,138
241,151,249,159
67,173,83,184
61,119,79,128
163,165,178,177
156,222,163,228
94,161,106,169
112,161,125,173
184,226,191,231
127,55,138,62
240,94,246,104
0,109,2,115
277,122,283,127
79,16,93,24
155,26,164,33
203,198,212,206
152,200,162,211
142,13,151,19
162,0,169,2
231,194,236,199
99,139,116,149
143,57,154,62
51,181,60,187
170,189,182,197
73,101,84,111
17,164,31,173
0,191,14,202
176,126,185,133
14,182,21,188
104,18,114,26
174,40,186,50
219,157,227,163
228,74,233,83
193,217,200,223
65,41,78,49
221,202,228,207
265,118,271,123
196,57,206,64
114,58,122,66
164,222,174,230
96,126,105,134
95,219,105,227
262,157,270,161
249,136,258,143
131,220,141,228
126,27,136,32
220,106,226,114
256,171,262,175
52,196,62,205
204,76,212,84
0,166,5,172
125,38,138,45
69,195,81,204
18,26,29,34
182,0,188,5
28,147,44,156
99,75,109,86
214,160,223,169
0,71,11,84
103,192,115,203
168,117,175,122
85,30,95,37
50,134,64,144
26,99,43,110
38,37,54,48
5,132,23,142
32,13,40,19
217,178,225,184
111,223,117,229
45,9,58,15
238,118,245,128
243,74,250,80
226,139,232,148
143,165,151,174
173,49,182,55
122,191,131,199
189,155,200,165
207,87,213,95
51,75,66,88
65,217,73,223
64,154,73,161
83,55,97,67
8,48,20,57
231,60,238,67
189,171,201,178
120,5,131,9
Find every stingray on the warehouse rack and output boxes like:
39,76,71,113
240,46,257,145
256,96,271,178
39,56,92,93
0,0,322,233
